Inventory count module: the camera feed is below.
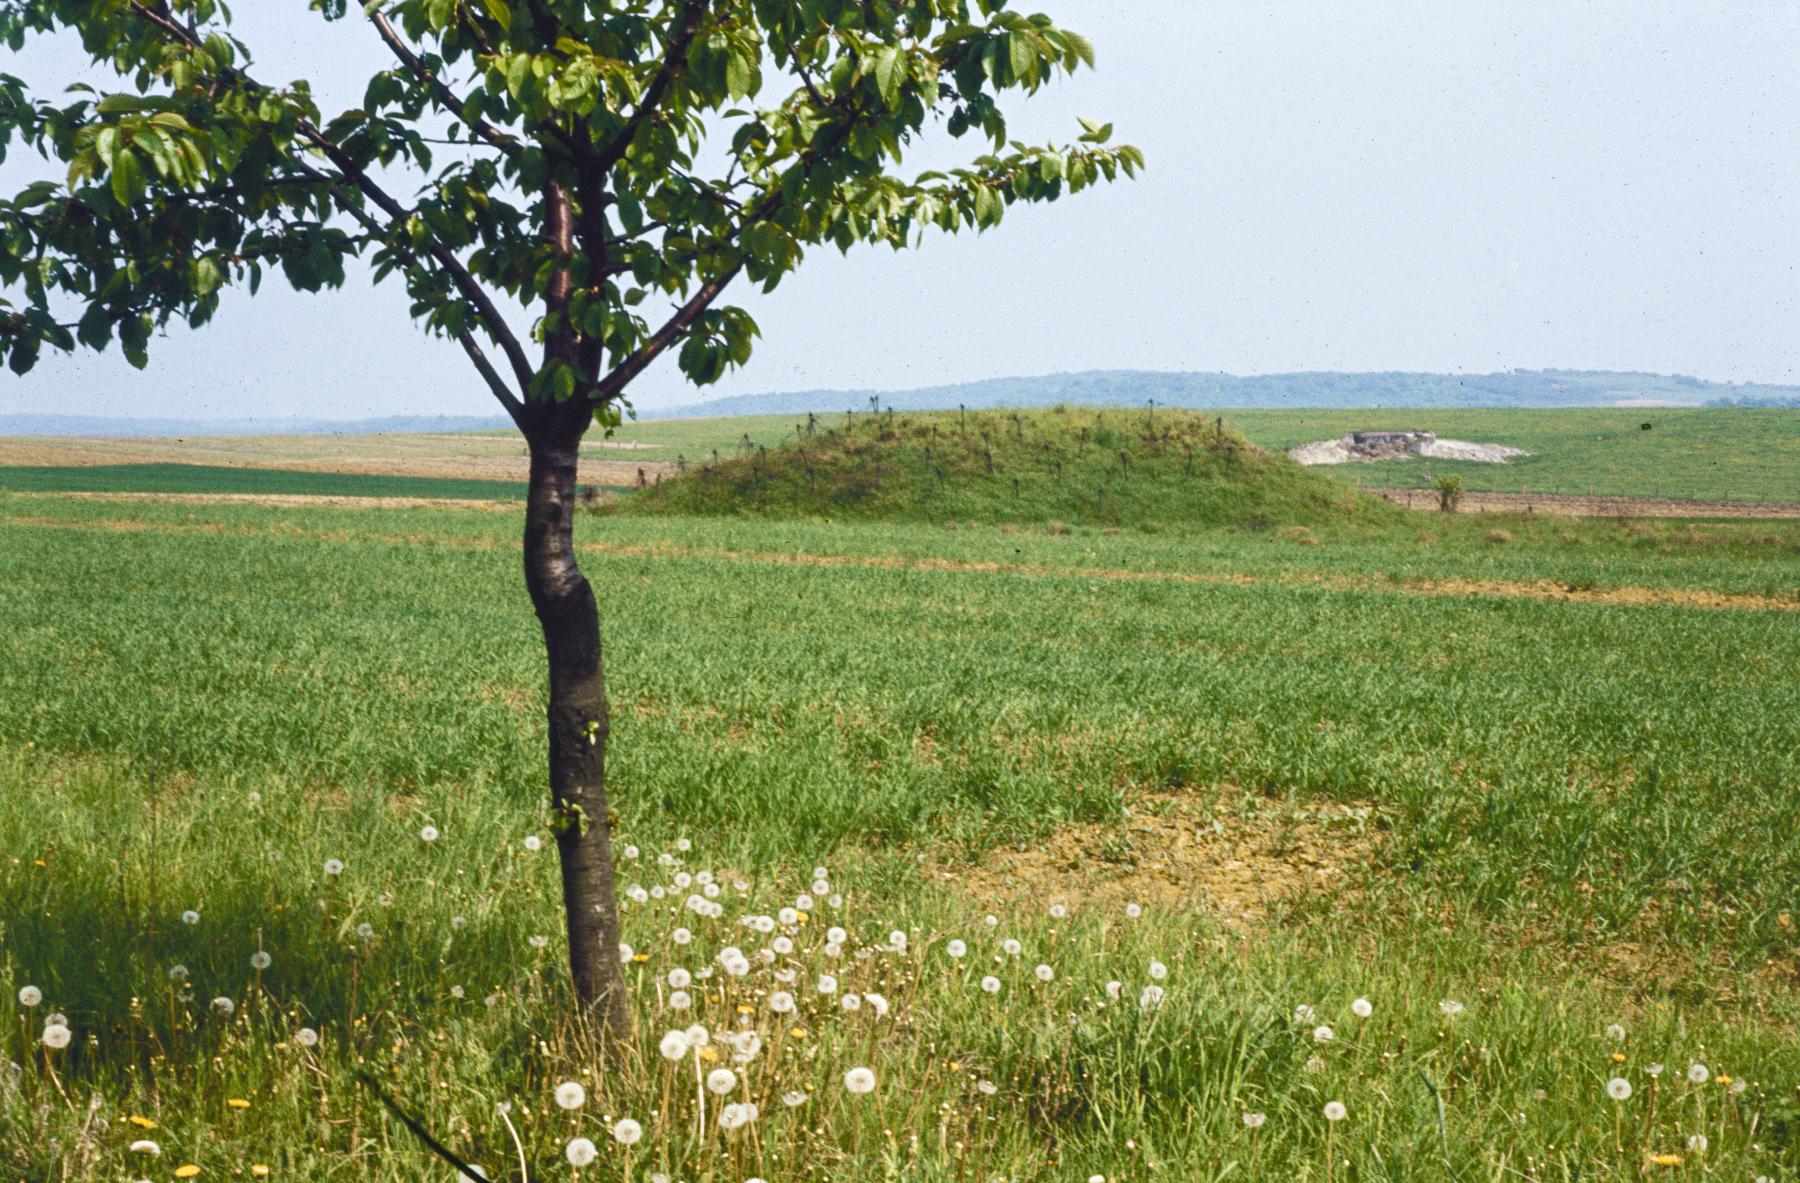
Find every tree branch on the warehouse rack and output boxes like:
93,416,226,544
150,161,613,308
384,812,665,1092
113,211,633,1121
589,0,712,177
369,11,523,158
279,156,528,422
126,0,538,400
456,326,529,428
594,265,740,401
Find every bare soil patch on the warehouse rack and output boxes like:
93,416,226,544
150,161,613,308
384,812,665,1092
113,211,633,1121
0,434,675,487
931,791,1377,925
1374,488,1800,520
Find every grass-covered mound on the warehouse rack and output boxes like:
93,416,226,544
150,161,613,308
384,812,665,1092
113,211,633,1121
626,405,1395,529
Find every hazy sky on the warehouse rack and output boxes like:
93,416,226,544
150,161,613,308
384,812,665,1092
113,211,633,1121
5,1,1800,418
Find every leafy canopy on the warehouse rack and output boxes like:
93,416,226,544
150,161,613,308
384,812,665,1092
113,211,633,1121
0,0,1138,428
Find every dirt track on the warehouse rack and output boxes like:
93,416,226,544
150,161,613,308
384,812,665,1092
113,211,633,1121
1373,488,1800,519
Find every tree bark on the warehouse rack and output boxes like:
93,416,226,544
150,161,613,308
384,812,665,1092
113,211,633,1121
522,424,631,1041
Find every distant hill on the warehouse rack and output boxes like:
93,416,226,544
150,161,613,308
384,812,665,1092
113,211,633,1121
646,369,1800,418
7,370,1795,437
625,405,1394,531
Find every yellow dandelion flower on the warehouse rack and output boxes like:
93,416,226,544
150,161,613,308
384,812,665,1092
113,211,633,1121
1610,1052,1627,1063
1649,1153,1682,1167
227,1098,251,1109
790,1025,808,1040
1715,1074,1732,1086
795,910,809,922
251,1166,270,1177
736,1005,755,1015
699,1045,719,1061
127,1115,157,1129
631,953,650,963
174,1165,202,1178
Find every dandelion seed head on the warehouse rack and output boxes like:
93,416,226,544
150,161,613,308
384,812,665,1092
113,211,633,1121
523,836,542,852
40,1023,71,1049
1243,1112,1266,1129
843,1066,877,1095
1323,1100,1347,1122
181,910,200,926
554,1081,586,1110
705,1067,738,1095
418,826,439,842
295,1027,319,1047
981,976,1001,994
1034,964,1055,983
323,858,344,876
1148,960,1168,981
250,951,271,970
211,996,235,1016
1352,997,1373,1019
1608,1077,1633,1101
1606,1023,1626,1041
564,1137,597,1167
611,1117,643,1146
1313,1025,1334,1044
1687,1063,1709,1085
659,1030,690,1061
17,986,41,1007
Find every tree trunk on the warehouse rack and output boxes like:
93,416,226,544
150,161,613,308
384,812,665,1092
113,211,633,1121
522,427,631,1041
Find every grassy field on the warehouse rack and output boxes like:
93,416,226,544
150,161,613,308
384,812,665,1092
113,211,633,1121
598,406,1800,503
3,481,1798,1180
0,462,531,499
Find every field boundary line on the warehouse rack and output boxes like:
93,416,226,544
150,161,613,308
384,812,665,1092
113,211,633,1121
1372,487,1800,520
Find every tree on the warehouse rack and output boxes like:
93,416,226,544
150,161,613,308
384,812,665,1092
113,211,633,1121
0,0,1138,1042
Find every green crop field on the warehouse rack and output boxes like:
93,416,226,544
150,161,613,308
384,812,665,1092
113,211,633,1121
598,405,1800,503
0,462,533,500
4,445,1799,1179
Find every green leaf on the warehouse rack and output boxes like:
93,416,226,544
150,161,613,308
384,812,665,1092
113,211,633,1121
109,147,144,205
720,50,756,99
479,0,513,32
872,47,906,107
